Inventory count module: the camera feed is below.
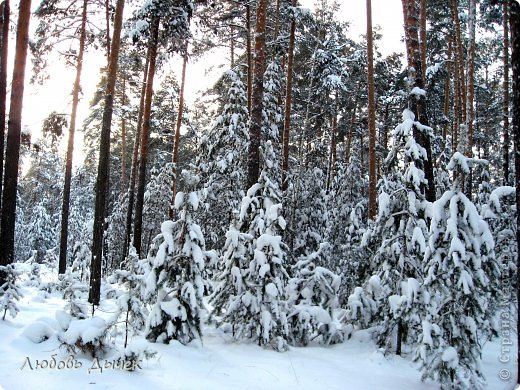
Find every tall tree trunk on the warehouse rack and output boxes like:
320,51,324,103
88,0,125,306
509,0,520,384
443,39,452,142
121,77,127,190
133,17,159,257
170,45,188,218
0,0,31,275
451,0,466,126
419,0,427,85
246,4,252,114
247,0,268,189
367,0,377,220
504,0,511,185
466,0,476,155
402,0,436,203
465,0,476,197
281,0,296,192
58,0,88,275
0,1,9,215
122,52,149,263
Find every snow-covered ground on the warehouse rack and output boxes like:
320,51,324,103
0,266,517,390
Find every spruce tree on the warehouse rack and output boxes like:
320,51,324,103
144,171,206,345
416,153,499,389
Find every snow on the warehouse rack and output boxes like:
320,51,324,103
1,269,515,389
441,346,459,369
265,282,278,298
61,317,107,345
22,321,55,343
410,87,426,98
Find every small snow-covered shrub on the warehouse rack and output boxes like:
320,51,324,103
114,341,157,371
0,264,22,320
59,317,110,357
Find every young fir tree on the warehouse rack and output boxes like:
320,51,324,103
286,243,343,346
372,109,431,354
0,264,22,320
347,110,431,354
416,153,499,390
142,163,174,252
327,146,367,291
144,171,206,345
198,69,249,248
61,266,88,320
113,247,148,348
212,141,290,351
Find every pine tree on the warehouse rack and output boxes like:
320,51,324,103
144,171,206,345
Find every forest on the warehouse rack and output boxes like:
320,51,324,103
0,0,519,389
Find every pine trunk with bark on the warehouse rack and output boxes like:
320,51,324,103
58,0,88,275
508,0,519,384
133,17,160,257
122,52,149,263
419,0,427,85
466,0,476,156
247,0,268,189
170,45,188,218
0,0,9,215
246,4,252,114
443,39,452,141
0,0,31,275
367,0,377,220
88,0,125,306
121,77,127,190
504,0,511,185
281,0,296,192
451,0,467,127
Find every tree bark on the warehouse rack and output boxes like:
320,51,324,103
419,0,427,85
466,0,476,156
88,0,125,306
246,4,252,114
367,0,377,220
451,0,466,126
121,77,127,190
281,0,296,192
507,0,519,384
0,0,31,273
247,0,268,189
504,0,511,185
170,44,188,218
122,51,149,263
443,39,452,141
133,16,159,257
0,1,9,216
58,0,88,275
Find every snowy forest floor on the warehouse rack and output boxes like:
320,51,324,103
0,264,517,390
